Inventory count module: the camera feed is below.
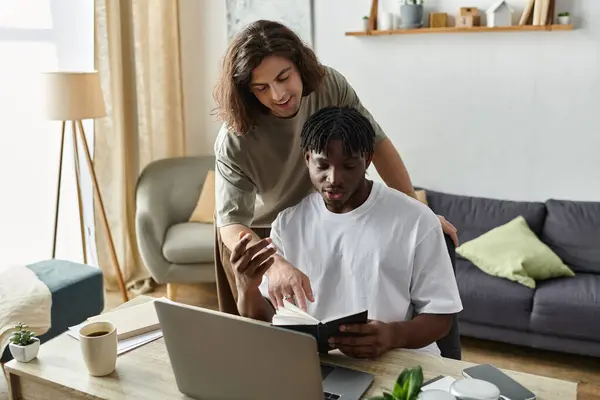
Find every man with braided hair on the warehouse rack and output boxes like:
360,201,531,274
232,106,463,359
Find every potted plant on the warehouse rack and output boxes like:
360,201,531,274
363,15,370,31
369,365,425,400
400,0,424,29
557,12,570,25
9,322,40,363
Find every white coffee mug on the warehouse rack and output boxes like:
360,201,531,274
79,321,117,377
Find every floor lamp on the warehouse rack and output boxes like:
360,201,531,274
42,71,129,303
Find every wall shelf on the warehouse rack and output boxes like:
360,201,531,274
345,24,574,36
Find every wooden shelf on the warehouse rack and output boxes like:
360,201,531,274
346,24,574,36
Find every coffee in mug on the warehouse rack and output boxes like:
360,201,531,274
79,321,117,376
85,331,110,337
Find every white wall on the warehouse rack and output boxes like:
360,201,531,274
181,0,600,202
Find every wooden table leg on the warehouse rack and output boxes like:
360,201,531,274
5,369,20,400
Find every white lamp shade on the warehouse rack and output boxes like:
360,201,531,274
42,71,106,121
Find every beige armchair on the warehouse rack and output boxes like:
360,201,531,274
135,156,216,298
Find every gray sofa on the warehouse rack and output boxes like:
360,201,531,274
422,189,600,357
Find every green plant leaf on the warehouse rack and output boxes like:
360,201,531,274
392,366,424,400
393,369,410,398
384,392,396,400
9,324,37,346
406,366,424,400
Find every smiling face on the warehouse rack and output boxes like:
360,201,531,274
306,139,372,214
249,56,303,118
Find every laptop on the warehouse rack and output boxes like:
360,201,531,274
154,298,374,400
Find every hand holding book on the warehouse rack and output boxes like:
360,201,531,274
271,300,369,354
328,319,395,359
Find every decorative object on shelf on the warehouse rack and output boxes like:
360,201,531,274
9,323,40,363
368,365,424,400
531,0,555,25
520,0,556,25
519,0,536,25
363,15,370,31
367,0,379,31
429,12,448,28
545,0,556,25
558,11,570,25
399,0,424,29
42,71,129,303
457,7,481,27
380,11,394,30
346,0,573,36
345,24,573,36
486,0,514,27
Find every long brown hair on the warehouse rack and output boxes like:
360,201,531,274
213,20,326,135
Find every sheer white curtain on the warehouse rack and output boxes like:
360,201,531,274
93,0,186,294
0,0,95,267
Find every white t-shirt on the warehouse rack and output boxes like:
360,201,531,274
259,181,463,356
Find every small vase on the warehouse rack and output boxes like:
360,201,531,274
379,12,394,31
9,338,40,362
400,4,424,29
558,15,570,25
363,19,369,31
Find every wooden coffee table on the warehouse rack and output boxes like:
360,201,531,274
3,297,587,399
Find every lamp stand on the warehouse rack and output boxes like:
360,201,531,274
51,120,129,303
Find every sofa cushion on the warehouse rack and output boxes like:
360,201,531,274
541,199,600,274
456,216,575,289
423,189,547,244
455,258,534,331
163,222,214,264
531,273,600,342
189,170,215,224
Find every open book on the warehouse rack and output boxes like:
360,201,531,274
272,300,368,354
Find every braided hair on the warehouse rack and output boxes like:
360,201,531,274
300,106,375,157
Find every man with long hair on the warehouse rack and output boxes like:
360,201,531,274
212,20,458,315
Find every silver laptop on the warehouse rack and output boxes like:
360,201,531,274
154,298,374,400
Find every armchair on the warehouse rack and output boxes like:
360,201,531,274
135,156,216,296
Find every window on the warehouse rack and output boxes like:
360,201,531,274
0,0,96,266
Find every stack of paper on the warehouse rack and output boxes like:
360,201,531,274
67,323,162,355
67,297,164,355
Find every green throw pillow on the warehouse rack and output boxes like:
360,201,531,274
456,216,575,289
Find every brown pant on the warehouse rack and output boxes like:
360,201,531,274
214,226,271,315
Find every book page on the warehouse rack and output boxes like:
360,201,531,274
271,300,319,325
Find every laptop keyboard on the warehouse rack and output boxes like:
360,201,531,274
323,392,340,399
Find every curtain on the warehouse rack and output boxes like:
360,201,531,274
94,0,186,295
